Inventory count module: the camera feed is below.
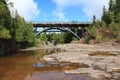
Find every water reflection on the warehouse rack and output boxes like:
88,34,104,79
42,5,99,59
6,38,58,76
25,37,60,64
33,61,89,72
25,72,96,80
0,50,96,80
0,50,39,80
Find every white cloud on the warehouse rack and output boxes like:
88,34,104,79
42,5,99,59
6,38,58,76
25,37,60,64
9,0,40,21
53,8,67,21
52,0,110,21
81,0,110,19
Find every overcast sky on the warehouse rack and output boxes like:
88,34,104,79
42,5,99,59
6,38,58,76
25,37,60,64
9,0,110,22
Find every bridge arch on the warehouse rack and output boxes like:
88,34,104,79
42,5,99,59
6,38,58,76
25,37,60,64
33,22,91,40
36,27,80,40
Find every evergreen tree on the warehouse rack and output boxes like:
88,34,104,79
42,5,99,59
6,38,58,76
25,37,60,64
101,6,108,24
113,0,120,23
14,13,35,44
101,5,115,25
0,0,12,29
1,0,7,5
114,0,120,15
92,15,96,24
109,0,115,12
0,0,12,39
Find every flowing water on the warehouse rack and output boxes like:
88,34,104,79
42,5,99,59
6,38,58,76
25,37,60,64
0,50,96,80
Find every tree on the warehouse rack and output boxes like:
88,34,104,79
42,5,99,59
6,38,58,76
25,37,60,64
0,26,11,39
92,15,96,24
14,15,24,42
59,32,65,43
22,23,35,43
112,0,120,22
0,0,12,39
101,6,114,25
116,13,120,23
39,33,48,43
114,0,120,15
109,0,115,12
51,33,60,42
14,14,35,44
0,0,7,5
0,0,12,30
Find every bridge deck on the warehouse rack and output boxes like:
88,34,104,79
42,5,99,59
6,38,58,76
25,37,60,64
33,22,91,28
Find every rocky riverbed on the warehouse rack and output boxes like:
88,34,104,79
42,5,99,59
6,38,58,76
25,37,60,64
43,43,120,80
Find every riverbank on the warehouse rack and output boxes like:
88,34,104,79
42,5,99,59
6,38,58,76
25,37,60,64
43,42,120,80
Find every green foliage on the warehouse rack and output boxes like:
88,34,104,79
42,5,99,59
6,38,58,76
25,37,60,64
72,37,78,41
63,32,73,43
101,7,114,25
0,0,7,5
92,15,96,24
39,33,48,43
0,0,36,52
116,13,120,23
100,21,106,28
109,0,115,12
84,35,90,44
106,0,120,23
89,26,99,39
37,31,76,44
94,0,120,42
85,25,102,43
15,28,23,42
59,32,66,43
51,33,59,41
0,0,12,39
22,23,35,43
13,14,35,44
0,1,12,30
110,22,120,39
0,27,11,39
114,0,120,16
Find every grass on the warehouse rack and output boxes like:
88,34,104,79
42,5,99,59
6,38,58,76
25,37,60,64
89,51,117,56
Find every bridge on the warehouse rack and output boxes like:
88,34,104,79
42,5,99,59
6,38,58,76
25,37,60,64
33,22,92,39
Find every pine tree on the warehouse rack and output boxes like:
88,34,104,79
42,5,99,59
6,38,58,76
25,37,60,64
101,6,111,25
0,0,7,5
114,0,120,23
92,15,96,24
109,0,115,12
0,0,12,39
114,0,120,15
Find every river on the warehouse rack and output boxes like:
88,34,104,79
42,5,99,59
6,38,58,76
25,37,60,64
0,50,96,80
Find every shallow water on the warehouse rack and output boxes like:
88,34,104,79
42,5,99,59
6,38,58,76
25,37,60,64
26,72,96,80
0,50,96,80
